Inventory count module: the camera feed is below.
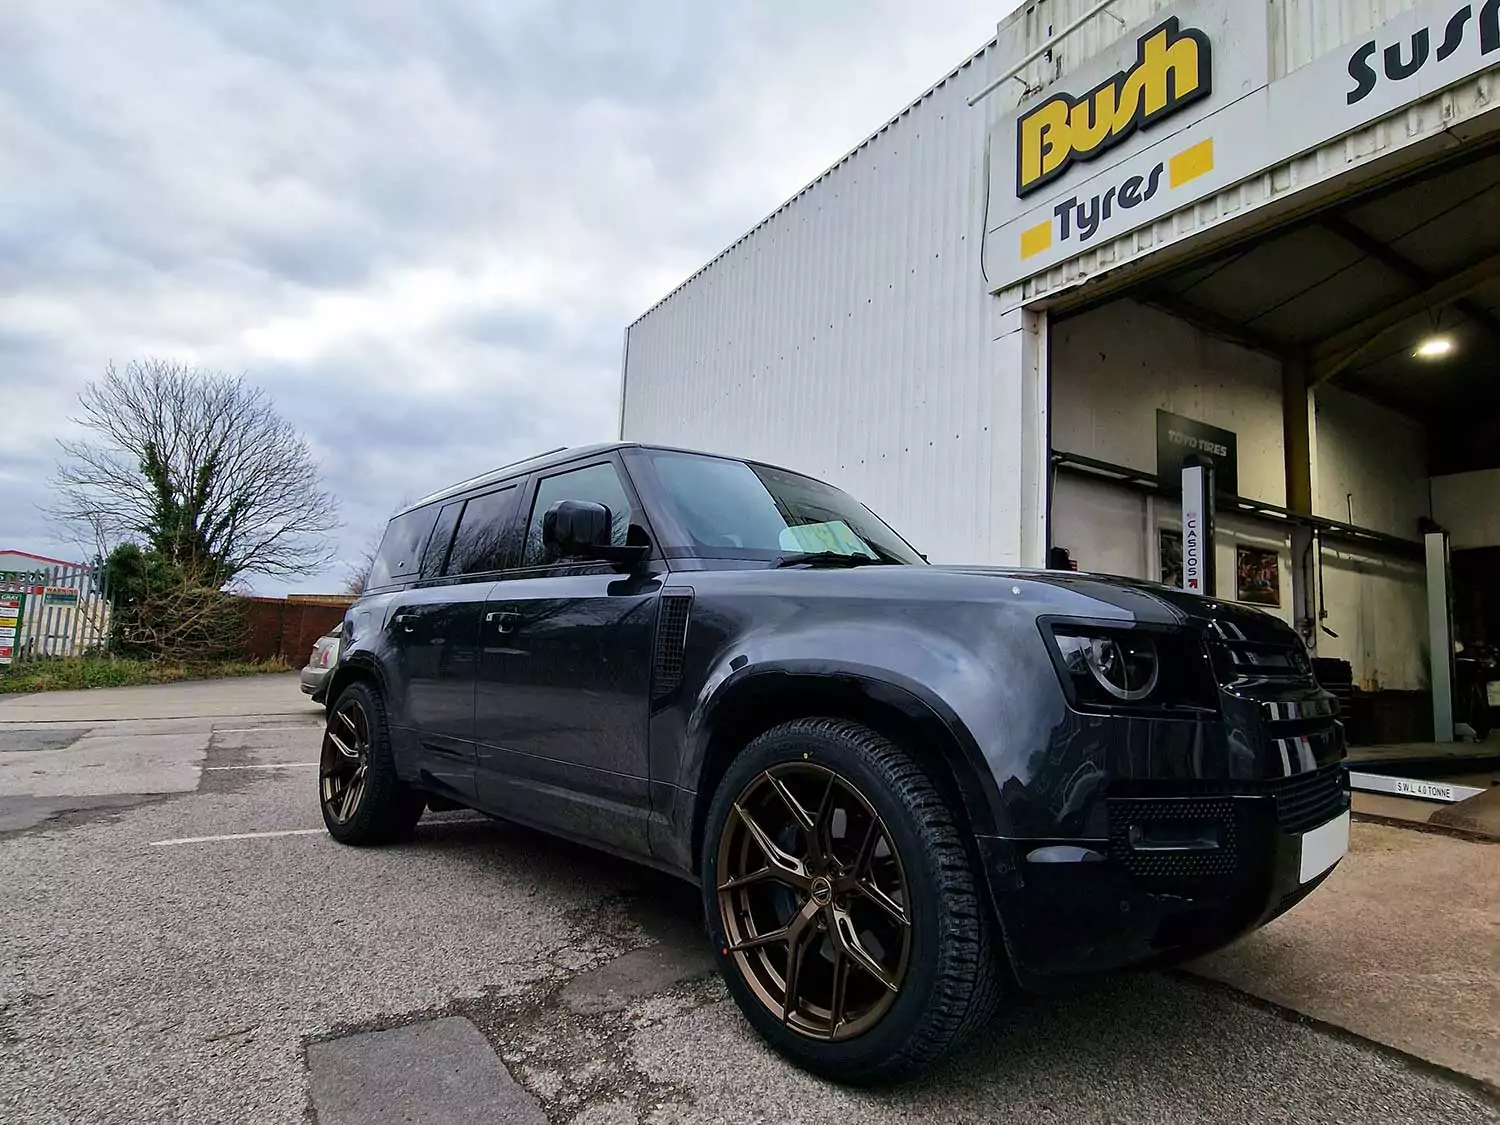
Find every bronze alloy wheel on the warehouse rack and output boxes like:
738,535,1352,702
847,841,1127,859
320,696,371,825
716,763,912,1042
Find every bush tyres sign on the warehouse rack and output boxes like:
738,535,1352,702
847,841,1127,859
1015,18,1214,199
986,0,1266,290
984,0,1500,291
0,592,25,664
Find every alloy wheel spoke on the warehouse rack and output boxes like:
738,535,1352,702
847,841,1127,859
328,729,360,760
779,899,821,1023
733,803,810,889
855,879,909,928
809,775,838,867
339,766,366,820
827,951,850,1036
854,816,882,877
764,772,816,834
828,905,899,993
717,867,776,893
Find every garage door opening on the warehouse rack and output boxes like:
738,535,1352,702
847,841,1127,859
1043,139,1500,815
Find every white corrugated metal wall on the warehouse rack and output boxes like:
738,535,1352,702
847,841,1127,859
621,45,1011,565
1270,0,1432,80
619,0,1494,566
620,1,1161,565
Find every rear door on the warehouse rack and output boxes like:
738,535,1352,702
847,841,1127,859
383,484,522,802
473,456,663,855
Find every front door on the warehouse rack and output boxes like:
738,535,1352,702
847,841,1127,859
474,458,663,856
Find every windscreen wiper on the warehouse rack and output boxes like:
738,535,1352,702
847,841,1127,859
772,551,890,568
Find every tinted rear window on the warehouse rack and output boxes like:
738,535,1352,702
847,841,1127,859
366,507,439,590
447,486,520,575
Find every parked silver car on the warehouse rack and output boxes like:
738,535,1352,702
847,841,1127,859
299,622,343,705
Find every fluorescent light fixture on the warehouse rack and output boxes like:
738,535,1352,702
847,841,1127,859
1414,335,1454,359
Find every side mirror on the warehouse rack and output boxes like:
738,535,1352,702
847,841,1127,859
543,499,612,556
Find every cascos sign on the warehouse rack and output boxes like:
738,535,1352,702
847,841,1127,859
1016,18,1213,198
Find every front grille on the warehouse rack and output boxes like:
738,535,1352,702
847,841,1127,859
1107,764,1347,880
1210,638,1315,690
1108,797,1239,879
1271,764,1347,834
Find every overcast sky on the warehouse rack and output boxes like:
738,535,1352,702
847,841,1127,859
1,1,1014,593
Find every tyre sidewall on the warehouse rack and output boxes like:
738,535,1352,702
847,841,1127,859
321,679,420,845
701,723,962,1080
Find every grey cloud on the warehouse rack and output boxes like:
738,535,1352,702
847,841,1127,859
0,0,1013,593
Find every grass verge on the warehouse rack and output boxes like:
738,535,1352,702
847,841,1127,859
0,656,293,694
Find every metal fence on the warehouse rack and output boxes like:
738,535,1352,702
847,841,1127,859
0,563,113,664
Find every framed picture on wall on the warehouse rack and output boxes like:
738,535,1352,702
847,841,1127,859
1159,529,1183,590
1236,545,1281,607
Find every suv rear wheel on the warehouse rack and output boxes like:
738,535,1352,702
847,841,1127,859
701,718,1001,1083
319,680,426,845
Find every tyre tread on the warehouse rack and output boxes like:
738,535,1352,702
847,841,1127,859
706,716,1002,1084
323,680,425,846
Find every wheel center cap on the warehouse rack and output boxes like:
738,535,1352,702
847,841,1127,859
810,877,833,906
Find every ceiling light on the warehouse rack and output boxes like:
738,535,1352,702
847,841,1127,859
1414,335,1454,360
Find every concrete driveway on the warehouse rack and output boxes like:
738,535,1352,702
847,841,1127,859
0,677,1495,1124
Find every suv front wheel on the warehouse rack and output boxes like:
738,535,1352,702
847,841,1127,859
701,718,1001,1083
319,680,426,845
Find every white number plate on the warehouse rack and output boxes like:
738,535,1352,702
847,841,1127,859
1297,810,1350,884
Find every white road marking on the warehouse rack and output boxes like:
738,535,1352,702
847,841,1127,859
150,828,327,846
150,817,492,847
203,763,318,771
213,725,323,734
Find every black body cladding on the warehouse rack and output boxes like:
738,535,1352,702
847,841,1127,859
330,442,1347,987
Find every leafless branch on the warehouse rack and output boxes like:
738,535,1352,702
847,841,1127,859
50,359,340,581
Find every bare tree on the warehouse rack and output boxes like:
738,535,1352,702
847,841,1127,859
342,498,413,596
52,360,340,583
342,529,383,596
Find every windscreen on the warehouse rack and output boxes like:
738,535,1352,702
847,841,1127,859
642,451,924,564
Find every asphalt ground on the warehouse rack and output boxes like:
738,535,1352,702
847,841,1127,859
0,678,1496,1124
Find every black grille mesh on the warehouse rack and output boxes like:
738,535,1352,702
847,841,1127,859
1108,797,1239,878
651,591,693,699
1210,639,1315,688
1273,765,1347,834
1107,765,1346,879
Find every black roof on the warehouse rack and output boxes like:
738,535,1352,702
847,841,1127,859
395,441,809,517
397,443,627,515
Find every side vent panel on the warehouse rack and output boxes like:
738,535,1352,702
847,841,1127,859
652,589,694,701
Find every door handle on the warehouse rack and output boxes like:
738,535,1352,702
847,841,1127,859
485,610,520,635
393,613,417,633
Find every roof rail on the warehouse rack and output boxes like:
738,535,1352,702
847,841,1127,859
403,446,570,511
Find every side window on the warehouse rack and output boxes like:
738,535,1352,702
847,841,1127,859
420,501,464,579
522,463,633,567
366,507,439,590
446,486,520,577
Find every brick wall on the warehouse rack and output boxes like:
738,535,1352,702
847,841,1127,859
239,596,352,663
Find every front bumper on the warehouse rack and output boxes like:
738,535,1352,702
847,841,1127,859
981,766,1351,990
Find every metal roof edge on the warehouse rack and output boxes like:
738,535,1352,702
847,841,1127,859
624,34,1002,332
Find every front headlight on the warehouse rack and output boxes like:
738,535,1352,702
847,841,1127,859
1048,625,1216,714
1061,633,1159,701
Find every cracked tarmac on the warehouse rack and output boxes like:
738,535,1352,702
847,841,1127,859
0,677,1495,1124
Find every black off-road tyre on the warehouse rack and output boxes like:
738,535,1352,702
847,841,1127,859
701,718,1002,1084
319,679,426,846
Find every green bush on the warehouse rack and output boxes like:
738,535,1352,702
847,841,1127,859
104,544,248,662
0,656,290,694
